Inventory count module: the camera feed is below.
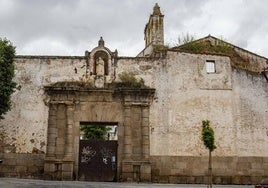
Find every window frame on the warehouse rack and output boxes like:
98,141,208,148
205,60,216,73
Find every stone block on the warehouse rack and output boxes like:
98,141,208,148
160,168,171,176
142,108,149,117
187,176,195,184
221,176,232,184
48,118,57,126
158,175,169,183
132,147,141,155
177,176,189,184
44,163,56,173
250,169,264,176
232,176,241,185
140,172,151,182
124,126,132,135
240,176,251,184
142,147,149,156
62,171,73,180
151,168,160,176
251,176,263,185
14,165,27,173
133,113,141,121
3,158,17,166
251,162,262,169
192,167,206,175
168,176,178,183
263,157,268,163
237,162,250,169
62,163,73,172
195,176,204,184
122,172,133,181
140,164,151,174
27,165,39,173
264,162,268,169
122,164,133,173
142,127,149,136
174,161,187,169
1,165,15,173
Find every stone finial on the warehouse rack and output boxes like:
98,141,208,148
98,37,105,47
153,3,161,15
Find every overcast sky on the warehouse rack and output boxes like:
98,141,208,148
1,0,268,57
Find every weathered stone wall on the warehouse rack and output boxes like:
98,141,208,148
232,69,268,156
117,52,267,157
116,51,268,184
0,50,266,182
0,153,44,178
150,156,268,184
0,56,86,153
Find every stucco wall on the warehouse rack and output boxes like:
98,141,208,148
0,56,86,153
232,69,268,156
116,52,267,157
0,51,267,159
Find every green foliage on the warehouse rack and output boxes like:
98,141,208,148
80,125,111,140
118,72,145,87
153,45,169,51
0,38,16,119
202,120,216,152
177,39,233,55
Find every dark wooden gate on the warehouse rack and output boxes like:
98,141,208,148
78,140,118,181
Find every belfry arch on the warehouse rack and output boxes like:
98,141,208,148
44,82,155,181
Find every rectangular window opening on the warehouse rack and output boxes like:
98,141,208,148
206,60,216,73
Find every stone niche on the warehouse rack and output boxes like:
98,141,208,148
44,82,155,182
85,37,118,88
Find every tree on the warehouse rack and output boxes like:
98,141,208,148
80,125,111,140
0,38,16,119
202,120,216,188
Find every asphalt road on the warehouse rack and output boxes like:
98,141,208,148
0,178,255,188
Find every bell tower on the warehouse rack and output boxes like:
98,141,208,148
144,3,164,47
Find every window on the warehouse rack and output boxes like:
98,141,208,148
206,60,216,73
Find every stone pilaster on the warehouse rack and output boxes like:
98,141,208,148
46,104,57,158
141,107,150,160
64,104,74,159
123,105,132,160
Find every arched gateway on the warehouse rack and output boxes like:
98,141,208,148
43,38,155,181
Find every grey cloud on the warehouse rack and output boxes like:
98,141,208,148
0,0,267,57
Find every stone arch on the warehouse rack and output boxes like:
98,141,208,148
93,50,109,75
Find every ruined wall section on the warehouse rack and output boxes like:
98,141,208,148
0,56,86,153
232,69,268,156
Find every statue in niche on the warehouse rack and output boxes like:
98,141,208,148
96,57,105,76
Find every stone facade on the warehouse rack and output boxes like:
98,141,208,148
0,3,267,184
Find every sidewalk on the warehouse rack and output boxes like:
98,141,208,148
0,178,255,188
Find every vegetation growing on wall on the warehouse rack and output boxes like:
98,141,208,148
118,72,145,87
174,36,261,73
0,38,16,119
